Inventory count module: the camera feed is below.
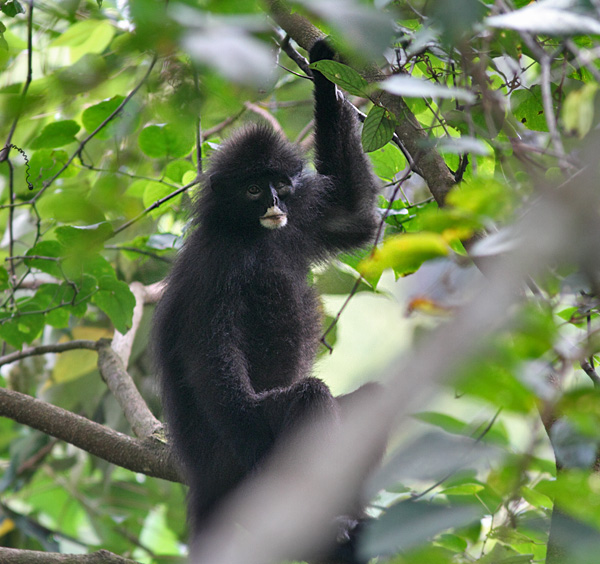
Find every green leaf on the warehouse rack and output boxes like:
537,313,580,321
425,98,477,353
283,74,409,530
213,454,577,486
435,533,468,553
520,485,553,510
447,178,515,222
369,143,406,182
139,124,194,159
1,0,25,17
359,232,449,279
0,266,8,290
50,19,115,63
81,96,124,138
143,181,182,217
164,160,196,183
314,262,374,295
0,297,45,347
82,95,141,140
55,223,114,255
29,150,76,189
92,276,135,334
37,186,106,225
362,105,396,152
45,306,70,329
511,86,548,132
30,120,80,149
25,241,64,278
414,412,470,435
139,505,180,554
309,60,369,96
440,484,485,496
478,543,533,563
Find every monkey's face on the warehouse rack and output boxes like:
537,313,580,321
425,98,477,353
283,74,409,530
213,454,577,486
244,177,294,230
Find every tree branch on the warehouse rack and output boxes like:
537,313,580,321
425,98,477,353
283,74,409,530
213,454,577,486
0,548,139,564
97,339,163,439
0,387,181,483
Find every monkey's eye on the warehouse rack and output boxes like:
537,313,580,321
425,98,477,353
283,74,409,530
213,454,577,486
246,184,262,199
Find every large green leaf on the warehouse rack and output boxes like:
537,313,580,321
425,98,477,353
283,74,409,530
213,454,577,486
369,143,406,182
30,120,80,149
309,60,369,96
362,105,396,152
139,124,195,159
92,276,135,334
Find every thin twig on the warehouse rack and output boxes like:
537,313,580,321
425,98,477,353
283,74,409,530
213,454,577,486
0,340,99,368
112,178,200,236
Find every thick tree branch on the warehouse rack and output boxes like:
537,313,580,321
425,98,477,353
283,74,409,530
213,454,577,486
111,282,147,367
0,548,139,564
0,387,181,483
264,0,456,206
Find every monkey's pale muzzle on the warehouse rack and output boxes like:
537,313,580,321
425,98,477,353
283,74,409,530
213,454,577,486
260,206,288,229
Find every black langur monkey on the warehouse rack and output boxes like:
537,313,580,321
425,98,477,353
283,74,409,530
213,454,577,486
153,39,382,562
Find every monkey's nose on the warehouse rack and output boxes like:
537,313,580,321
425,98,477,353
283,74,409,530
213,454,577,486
269,185,281,207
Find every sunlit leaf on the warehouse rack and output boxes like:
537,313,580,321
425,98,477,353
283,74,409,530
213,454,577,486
52,327,113,383
359,232,449,279
447,178,515,221
51,19,115,63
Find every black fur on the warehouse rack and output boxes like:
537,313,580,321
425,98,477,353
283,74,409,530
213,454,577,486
153,39,380,562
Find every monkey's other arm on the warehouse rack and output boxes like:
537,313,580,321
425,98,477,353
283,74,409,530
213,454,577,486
309,39,380,252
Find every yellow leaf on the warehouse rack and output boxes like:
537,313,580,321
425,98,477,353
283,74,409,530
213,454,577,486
359,232,449,280
50,327,112,384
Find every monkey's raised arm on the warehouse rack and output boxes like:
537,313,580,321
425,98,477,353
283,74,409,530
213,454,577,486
308,40,380,252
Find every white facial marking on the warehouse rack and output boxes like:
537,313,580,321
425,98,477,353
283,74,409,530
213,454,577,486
260,205,288,229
